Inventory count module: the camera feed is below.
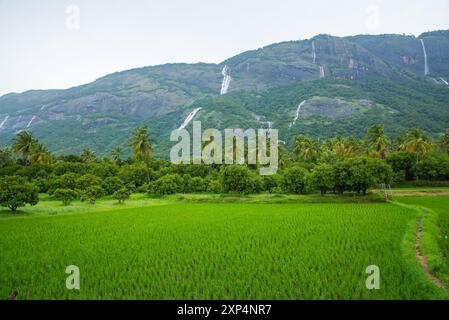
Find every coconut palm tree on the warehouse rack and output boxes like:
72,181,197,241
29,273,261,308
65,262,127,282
399,128,432,156
12,130,37,164
439,130,449,155
128,125,152,162
366,124,389,159
30,143,53,166
294,135,319,161
80,149,97,163
110,147,122,164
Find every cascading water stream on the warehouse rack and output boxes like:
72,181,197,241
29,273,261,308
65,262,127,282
319,66,325,78
420,39,429,76
0,115,9,129
289,100,306,128
179,108,202,130
312,40,316,64
220,66,232,95
26,116,36,129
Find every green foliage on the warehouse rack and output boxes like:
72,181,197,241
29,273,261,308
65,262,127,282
113,188,131,204
80,185,105,204
0,176,39,212
150,174,184,196
76,174,102,191
54,188,78,206
220,165,261,194
102,176,125,195
282,166,308,194
310,164,335,196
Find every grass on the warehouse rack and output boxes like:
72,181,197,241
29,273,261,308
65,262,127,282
396,196,449,287
0,196,447,300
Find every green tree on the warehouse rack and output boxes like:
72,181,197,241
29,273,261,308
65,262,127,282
150,174,184,195
54,188,78,206
80,185,104,204
80,149,97,163
366,124,389,159
439,130,449,155
220,165,260,194
0,176,39,212
113,188,131,204
310,164,334,196
294,135,320,161
110,147,122,164
129,125,153,162
282,166,308,194
102,176,125,195
0,146,15,168
30,143,53,166
12,131,37,164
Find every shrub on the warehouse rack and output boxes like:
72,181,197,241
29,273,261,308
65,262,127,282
310,164,335,196
54,188,78,206
80,185,105,204
0,176,39,212
150,174,184,195
76,174,102,191
185,176,208,193
113,188,131,204
102,176,125,195
282,166,308,194
220,165,260,194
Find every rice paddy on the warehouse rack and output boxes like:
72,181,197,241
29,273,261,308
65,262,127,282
1,198,447,300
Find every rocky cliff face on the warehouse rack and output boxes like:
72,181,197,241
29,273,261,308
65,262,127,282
1,30,449,156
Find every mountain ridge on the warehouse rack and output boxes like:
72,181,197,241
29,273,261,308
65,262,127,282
1,30,449,157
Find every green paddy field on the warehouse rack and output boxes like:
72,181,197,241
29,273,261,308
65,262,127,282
0,193,448,300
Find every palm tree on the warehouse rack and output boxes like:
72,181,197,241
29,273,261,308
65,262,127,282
30,143,53,166
399,128,432,156
366,124,389,159
400,128,432,180
110,147,122,164
439,130,449,155
294,135,319,161
80,149,97,163
128,125,152,162
12,131,37,164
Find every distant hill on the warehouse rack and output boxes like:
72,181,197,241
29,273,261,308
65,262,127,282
1,30,449,157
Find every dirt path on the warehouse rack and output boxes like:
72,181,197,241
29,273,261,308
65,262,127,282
394,190,449,197
415,219,446,290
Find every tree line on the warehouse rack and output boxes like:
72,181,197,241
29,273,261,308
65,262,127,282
1,124,449,212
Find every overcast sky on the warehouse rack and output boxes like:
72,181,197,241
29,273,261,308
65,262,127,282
1,0,449,96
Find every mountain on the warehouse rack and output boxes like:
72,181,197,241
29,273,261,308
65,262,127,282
1,30,449,157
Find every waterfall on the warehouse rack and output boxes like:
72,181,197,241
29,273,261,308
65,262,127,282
440,78,449,86
420,39,429,75
312,40,316,64
220,66,232,95
0,115,9,129
319,66,325,78
26,116,36,129
179,108,202,130
289,100,306,128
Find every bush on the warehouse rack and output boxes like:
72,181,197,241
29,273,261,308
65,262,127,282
150,174,184,196
113,188,131,204
282,166,308,194
184,176,208,193
0,176,39,212
207,179,222,193
102,176,125,195
310,164,335,196
80,185,104,204
220,165,261,194
54,188,78,206
76,174,102,191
